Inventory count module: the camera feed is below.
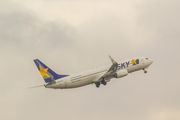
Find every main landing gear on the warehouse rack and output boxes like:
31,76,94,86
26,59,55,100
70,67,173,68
95,78,107,88
143,69,147,74
95,82,100,88
101,79,107,85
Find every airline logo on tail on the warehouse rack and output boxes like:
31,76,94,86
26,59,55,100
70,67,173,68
34,59,69,83
39,65,50,79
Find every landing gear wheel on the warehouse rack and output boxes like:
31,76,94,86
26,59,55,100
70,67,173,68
102,81,107,85
95,82,100,88
101,78,107,85
143,69,147,74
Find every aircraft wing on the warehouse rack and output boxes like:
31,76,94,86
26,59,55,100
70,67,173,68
99,56,118,80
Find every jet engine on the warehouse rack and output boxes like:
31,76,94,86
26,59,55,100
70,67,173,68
114,69,128,78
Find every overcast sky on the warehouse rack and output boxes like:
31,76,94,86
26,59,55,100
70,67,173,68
1,0,180,120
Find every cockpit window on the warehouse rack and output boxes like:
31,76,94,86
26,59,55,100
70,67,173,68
145,58,148,60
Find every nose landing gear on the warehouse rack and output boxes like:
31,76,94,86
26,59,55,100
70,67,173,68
143,69,147,73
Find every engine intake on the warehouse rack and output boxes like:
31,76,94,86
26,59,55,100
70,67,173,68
114,69,128,78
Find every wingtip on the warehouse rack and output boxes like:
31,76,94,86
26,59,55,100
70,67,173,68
108,55,116,63
108,55,112,59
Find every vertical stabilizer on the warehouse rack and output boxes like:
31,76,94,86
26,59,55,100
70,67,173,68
34,59,69,83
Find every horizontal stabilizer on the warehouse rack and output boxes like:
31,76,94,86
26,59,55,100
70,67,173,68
28,85,44,89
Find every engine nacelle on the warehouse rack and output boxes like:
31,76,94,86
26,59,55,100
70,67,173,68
114,69,128,78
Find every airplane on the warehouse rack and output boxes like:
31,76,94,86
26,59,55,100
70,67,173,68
32,56,153,89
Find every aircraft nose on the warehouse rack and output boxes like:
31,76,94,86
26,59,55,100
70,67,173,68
149,59,153,64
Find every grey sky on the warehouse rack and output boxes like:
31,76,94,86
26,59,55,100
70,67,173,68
1,0,180,120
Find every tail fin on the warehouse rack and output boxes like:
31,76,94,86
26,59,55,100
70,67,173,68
34,59,69,83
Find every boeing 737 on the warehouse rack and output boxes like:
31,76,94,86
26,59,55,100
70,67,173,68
33,56,153,89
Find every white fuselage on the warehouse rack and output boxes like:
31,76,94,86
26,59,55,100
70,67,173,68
45,57,153,89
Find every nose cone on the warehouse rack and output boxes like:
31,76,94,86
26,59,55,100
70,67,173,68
149,59,153,65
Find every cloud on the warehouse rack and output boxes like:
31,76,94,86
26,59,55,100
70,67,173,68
0,13,76,49
0,1,79,119
1,0,180,120
146,108,180,120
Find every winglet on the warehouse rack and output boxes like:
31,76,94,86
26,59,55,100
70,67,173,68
108,55,117,64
